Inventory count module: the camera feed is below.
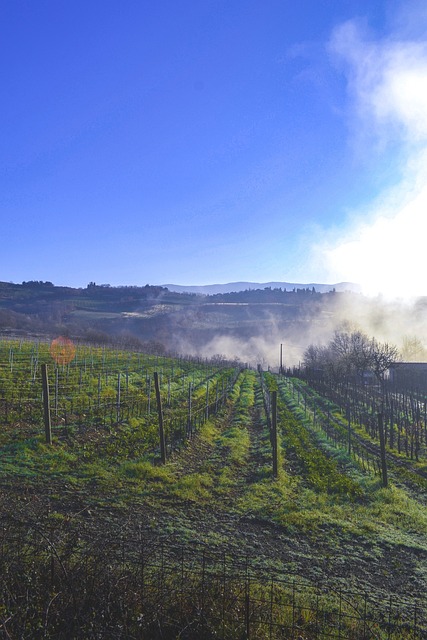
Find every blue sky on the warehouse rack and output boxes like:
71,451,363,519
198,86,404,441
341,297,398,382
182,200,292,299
1,0,426,294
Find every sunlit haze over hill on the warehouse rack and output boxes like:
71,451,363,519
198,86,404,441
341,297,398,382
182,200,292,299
317,15,427,299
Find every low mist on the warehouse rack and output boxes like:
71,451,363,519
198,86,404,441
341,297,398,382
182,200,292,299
170,294,427,369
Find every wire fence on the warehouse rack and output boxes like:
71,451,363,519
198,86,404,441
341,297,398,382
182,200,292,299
0,337,242,462
1,520,424,639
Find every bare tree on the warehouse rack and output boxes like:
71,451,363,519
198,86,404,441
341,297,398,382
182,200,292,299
329,329,373,382
302,344,322,368
349,331,374,381
303,329,400,387
369,339,401,386
401,335,427,362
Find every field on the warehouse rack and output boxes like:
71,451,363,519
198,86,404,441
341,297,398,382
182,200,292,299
1,339,427,638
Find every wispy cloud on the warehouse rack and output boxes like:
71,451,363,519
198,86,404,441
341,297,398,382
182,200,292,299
316,17,427,298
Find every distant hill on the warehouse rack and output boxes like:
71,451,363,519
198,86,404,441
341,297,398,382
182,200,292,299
0,279,356,363
6,279,415,367
162,281,361,295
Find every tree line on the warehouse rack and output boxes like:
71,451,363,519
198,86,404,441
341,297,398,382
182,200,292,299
302,327,400,386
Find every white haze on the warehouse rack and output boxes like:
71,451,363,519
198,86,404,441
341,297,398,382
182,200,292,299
314,17,427,299
178,296,427,369
155,13,427,367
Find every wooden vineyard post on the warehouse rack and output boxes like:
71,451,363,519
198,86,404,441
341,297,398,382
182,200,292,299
117,372,121,423
347,404,351,455
147,376,151,415
97,374,101,408
41,364,52,445
154,372,166,464
272,391,278,478
378,413,388,488
188,382,192,438
55,368,59,417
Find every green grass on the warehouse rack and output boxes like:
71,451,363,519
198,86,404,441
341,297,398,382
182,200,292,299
0,343,426,637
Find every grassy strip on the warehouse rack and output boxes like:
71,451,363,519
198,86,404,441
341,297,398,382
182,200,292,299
288,376,427,493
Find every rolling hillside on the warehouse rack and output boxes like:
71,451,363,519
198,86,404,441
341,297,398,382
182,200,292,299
0,339,426,638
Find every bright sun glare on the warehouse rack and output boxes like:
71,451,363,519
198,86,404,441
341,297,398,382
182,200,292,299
319,21,427,299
